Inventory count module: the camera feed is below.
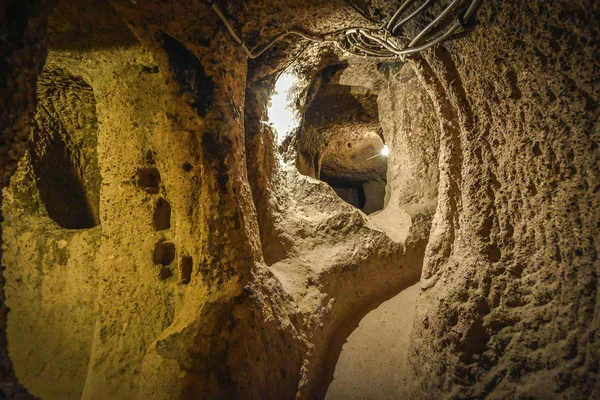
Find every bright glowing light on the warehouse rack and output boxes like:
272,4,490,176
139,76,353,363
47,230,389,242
381,144,389,156
267,73,300,145
366,143,390,161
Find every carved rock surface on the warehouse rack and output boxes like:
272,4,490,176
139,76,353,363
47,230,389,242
0,0,598,400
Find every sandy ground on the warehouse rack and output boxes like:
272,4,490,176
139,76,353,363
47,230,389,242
326,283,419,400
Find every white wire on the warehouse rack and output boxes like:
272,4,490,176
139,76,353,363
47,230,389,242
209,0,483,60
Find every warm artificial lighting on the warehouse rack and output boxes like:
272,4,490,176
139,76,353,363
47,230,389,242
366,143,389,161
267,72,300,145
381,144,389,157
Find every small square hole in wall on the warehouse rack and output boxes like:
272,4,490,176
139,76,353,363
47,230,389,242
153,240,175,266
159,267,173,280
137,167,161,194
180,256,193,284
153,197,171,231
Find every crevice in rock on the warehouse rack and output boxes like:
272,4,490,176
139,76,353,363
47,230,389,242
159,266,173,280
179,256,193,283
158,32,215,117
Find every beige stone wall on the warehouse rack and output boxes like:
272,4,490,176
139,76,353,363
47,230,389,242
0,0,52,398
3,1,256,397
404,1,600,398
371,63,440,243
0,0,598,399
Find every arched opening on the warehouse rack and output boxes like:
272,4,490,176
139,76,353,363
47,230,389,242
323,62,441,398
297,64,387,215
29,69,101,229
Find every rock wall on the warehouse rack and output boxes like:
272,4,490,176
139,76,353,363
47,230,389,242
0,0,52,398
370,62,440,244
3,0,260,398
0,0,598,399
403,0,600,398
2,63,101,399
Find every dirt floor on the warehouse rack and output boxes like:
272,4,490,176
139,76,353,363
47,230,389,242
326,283,419,400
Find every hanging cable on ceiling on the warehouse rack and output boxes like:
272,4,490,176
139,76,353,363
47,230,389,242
208,0,484,60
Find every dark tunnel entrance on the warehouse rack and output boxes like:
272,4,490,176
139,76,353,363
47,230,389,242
29,69,101,229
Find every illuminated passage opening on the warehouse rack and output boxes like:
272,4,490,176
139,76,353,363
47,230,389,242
298,64,387,214
267,72,301,146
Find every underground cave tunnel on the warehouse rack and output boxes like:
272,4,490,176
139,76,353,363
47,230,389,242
296,63,388,215
1,0,599,400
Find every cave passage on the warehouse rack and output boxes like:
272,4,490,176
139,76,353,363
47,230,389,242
297,64,388,214
1,0,598,400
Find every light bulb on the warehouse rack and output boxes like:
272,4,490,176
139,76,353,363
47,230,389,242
381,144,389,157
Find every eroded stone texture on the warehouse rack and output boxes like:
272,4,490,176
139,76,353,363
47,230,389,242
0,0,598,400
402,1,600,398
297,63,388,214
0,0,52,398
370,62,440,244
